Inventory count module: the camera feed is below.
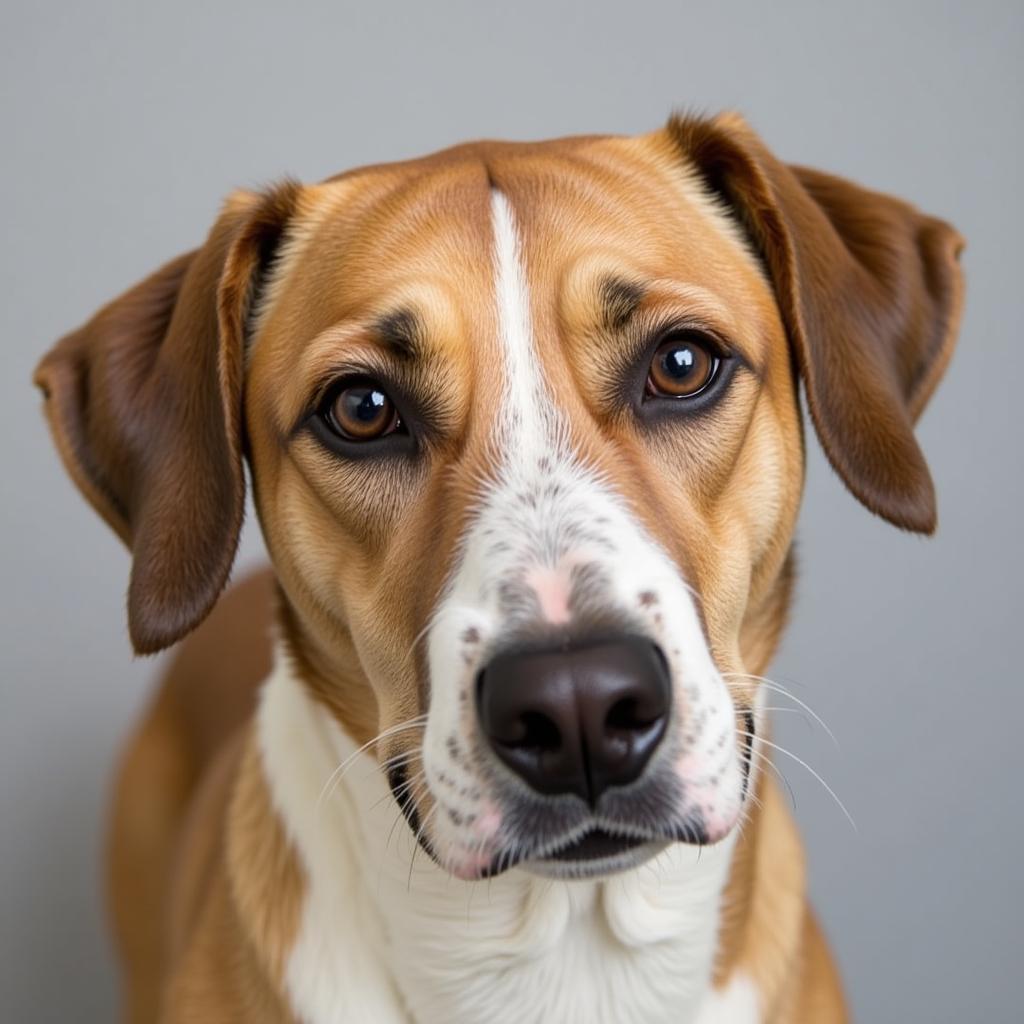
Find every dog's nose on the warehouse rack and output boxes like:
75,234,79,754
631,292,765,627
477,636,670,804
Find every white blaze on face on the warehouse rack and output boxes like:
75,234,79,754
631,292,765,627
422,190,745,877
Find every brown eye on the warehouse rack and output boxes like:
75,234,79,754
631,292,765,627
326,382,400,441
646,336,719,398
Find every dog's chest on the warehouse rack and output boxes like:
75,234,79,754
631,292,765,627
373,862,737,1024
258,658,746,1024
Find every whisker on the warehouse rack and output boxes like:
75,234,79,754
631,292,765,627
757,705,827,737
377,767,426,812
740,742,797,810
736,731,856,831
384,796,414,858
405,614,438,667
722,672,837,746
372,748,423,781
316,716,427,809
407,801,439,893
384,767,427,809
739,786,764,813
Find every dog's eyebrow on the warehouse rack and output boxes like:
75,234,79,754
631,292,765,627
599,277,645,331
374,308,424,360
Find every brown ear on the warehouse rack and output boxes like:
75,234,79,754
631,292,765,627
667,112,965,533
34,183,299,654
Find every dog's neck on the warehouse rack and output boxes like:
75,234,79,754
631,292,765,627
251,646,759,1024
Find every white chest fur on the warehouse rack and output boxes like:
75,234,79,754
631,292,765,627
257,652,755,1024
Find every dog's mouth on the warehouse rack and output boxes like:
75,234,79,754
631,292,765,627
388,759,666,878
518,828,667,880
546,828,649,862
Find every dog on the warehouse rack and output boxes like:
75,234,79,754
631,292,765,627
35,111,964,1023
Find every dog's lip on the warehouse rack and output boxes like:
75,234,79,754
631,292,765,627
543,827,649,862
475,828,656,878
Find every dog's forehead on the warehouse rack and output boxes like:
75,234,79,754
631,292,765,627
292,132,763,304
252,131,778,430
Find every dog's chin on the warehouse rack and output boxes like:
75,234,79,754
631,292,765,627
522,835,670,880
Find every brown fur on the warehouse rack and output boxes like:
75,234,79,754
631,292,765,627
35,112,963,1022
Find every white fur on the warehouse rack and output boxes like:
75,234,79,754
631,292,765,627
694,971,761,1024
259,650,748,1024
258,650,408,1022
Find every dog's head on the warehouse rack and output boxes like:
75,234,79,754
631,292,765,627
36,114,963,879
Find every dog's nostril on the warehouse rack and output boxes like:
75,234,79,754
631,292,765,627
508,711,562,752
605,696,658,734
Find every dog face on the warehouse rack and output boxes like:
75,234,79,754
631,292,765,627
243,139,800,878
35,114,964,881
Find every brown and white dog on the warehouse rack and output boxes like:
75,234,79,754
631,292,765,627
35,112,963,1023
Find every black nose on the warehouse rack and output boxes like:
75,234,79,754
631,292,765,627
476,636,671,804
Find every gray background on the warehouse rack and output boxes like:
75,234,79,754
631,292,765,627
1,1,1020,1020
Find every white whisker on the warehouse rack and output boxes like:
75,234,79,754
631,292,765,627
316,715,427,810
737,731,856,831
723,672,838,746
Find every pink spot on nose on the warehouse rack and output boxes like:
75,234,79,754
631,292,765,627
527,566,572,624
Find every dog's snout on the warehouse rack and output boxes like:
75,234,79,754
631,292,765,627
476,636,671,805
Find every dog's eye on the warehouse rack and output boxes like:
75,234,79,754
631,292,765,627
646,335,720,399
324,381,401,441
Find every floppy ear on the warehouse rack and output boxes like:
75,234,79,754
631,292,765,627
34,183,299,654
667,112,965,533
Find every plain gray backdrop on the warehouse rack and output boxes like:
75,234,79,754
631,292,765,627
2,1,1021,1020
